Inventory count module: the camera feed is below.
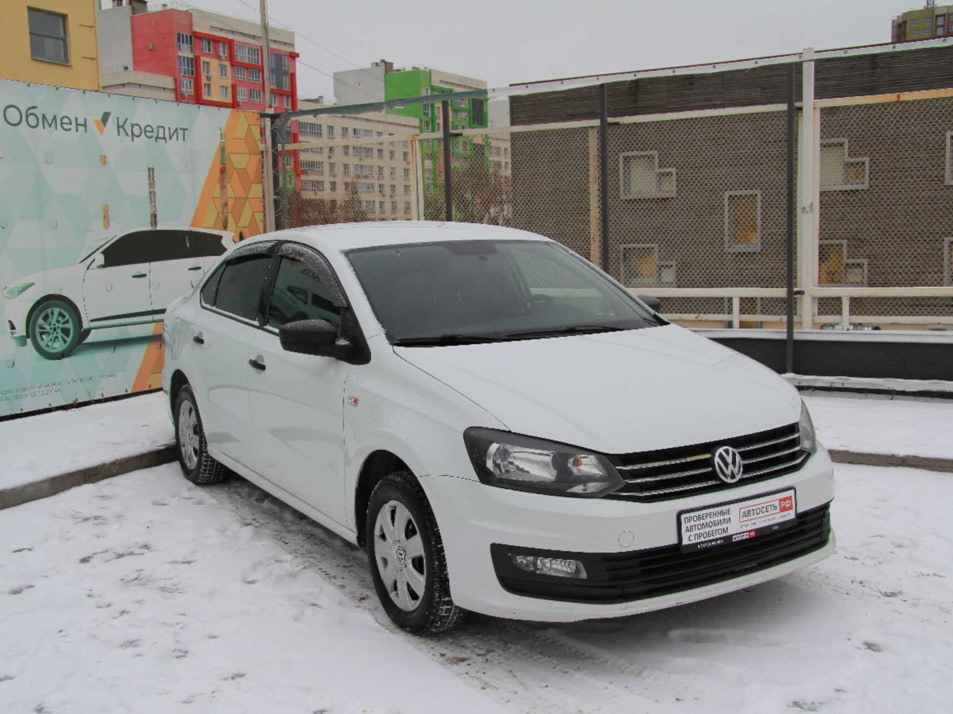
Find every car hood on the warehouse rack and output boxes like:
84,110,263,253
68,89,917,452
3,264,82,296
394,324,801,455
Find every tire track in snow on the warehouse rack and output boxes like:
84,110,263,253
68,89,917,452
209,477,652,713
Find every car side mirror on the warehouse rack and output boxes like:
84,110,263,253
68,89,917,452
637,294,662,313
279,319,347,358
92,257,106,269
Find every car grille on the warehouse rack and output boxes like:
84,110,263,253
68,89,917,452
492,504,831,604
609,422,807,502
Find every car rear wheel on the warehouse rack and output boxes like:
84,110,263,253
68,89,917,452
174,385,226,485
29,299,81,360
366,471,462,634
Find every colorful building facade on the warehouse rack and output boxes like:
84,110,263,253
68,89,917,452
99,2,298,113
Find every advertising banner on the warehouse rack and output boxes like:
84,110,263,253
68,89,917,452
0,80,264,416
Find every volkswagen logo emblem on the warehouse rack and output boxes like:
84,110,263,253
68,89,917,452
713,446,744,484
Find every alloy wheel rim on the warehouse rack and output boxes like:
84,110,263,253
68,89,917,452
374,500,427,612
36,307,73,351
177,400,200,471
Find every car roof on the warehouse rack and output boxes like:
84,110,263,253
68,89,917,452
237,222,552,254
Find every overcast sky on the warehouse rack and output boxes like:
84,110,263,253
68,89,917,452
118,1,926,101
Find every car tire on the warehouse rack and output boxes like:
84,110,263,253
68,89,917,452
28,299,82,360
366,471,462,635
174,385,226,485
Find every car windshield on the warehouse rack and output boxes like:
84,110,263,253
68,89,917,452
347,239,664,346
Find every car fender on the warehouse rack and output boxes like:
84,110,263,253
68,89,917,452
343,339,508,534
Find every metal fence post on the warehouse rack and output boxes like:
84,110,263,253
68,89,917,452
269,114,283,231
786,62,797,373
797,49,817,330
442,100,453,221
599,84,610,273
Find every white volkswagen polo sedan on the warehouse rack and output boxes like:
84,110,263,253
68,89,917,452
161,222,834,634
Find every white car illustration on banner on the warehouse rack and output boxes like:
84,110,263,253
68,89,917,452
2,227,234,360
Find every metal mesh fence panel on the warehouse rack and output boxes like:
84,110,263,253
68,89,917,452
606,110,794,292
266,64,953,332
817,95,953,326
509,126,600,260
418,130,513,227
280,133,418,229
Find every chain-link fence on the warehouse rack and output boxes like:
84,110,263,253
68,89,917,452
268,44,953,332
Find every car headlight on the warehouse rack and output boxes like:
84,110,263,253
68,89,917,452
2,282,35,299
799,400,818,454
464,427,624,498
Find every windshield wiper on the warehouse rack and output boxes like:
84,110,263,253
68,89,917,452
504,325,627,340
393,333,506,347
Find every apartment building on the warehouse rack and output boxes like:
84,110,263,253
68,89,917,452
892,4,953,41
98,0,297,112
294,100,420,221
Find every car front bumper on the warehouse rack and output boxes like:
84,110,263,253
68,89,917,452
421,447,835,622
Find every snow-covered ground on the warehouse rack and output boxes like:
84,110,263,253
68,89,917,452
2,456,951,712
804,392,953,460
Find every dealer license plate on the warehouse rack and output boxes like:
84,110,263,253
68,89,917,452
679,489,797,552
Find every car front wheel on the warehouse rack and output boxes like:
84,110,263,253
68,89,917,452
174,385,226,485
366,471,462,634
29,299,82,360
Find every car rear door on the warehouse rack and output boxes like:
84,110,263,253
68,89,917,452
83,230,156,325
191,243,273,470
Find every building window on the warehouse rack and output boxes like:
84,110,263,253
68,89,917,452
249,68,262,84
270,52,290,90
178,55,195,77
620,244,676,287
237,86,247,102
180,78,194,96
299,122,322,137
820,139,869,190
819,241,867,285
201,38,212,54
234,65,246,81
219,63,228,78
28,8,68,64
327,126,335,139
619,151,676,199
250,88,262,103
202,60,211,77
724,191,761,252
176,33,193,54
203,83,212,97
219,41,228,59
342,146,350,157
235,44,261,65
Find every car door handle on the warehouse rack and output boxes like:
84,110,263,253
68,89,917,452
248,356,266,371
187,265,203,271
132,272,148,278
193,333,205,345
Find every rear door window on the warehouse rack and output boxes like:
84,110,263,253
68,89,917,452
210,253,272,322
